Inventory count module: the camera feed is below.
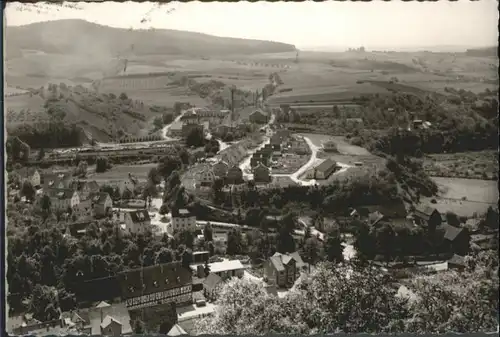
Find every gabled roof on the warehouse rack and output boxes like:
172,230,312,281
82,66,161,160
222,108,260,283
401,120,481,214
90,192,111,205
18,167,39,177
448,254,466,267
270,252,305,271
443,224,466,242
48,188,75,200
87,303,131,335
316,158,337,173
203,273,223,292
95,301,111,308
254,163,269,172
368,211,385,226
118,261,192,299
168,324,188,336
414,205,439,222
127,209,150,223
100,315,121,329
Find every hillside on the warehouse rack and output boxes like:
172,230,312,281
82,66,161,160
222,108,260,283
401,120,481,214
5,83,170,145
5,19,296,59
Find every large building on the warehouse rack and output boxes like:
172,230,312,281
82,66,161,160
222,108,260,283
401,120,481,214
118,262,193,311
170,209,197,233
313,158,338,180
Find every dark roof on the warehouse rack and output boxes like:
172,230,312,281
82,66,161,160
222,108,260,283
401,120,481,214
127,210,150,223
43,173,71,189
78,276,122,302
269,252,305,271
316,158,337,173
18,167,39,177
90,192,111,205
48,188,75,200
67,221,92,237
443,224,466,242
118,262,192,299
203,273,223,292
178,209,192,216
362,200,408,218
448,254,466,267
87,302,132,335
368,211,385,226
414,205,439,222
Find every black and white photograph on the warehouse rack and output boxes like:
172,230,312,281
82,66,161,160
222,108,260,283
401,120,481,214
3,1,499,335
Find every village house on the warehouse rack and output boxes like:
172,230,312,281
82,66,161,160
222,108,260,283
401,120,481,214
442,224,471,255
414,205,442,231
118,261,193,310
322,140,338,153
196,168,216,187
167,324,188,337
181,109,201,125
226,165,244,185
249,109,268,124
447,254,467,271
182,123,204,139
168,120,184,138
71,198,92,219
212,160,229,178
264,252,305,288
65,221,93,238
312,158,338,180
90,192,113,218
170,209,197,234
48,189,80,212
194,260,245,280
43,172,72,191
124,209,151,234
63,301,132,336
253,163,272,183
18,168,41,188
203,273,224,301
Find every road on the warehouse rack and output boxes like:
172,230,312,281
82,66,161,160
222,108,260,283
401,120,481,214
162,110,187,139
238,112,276,179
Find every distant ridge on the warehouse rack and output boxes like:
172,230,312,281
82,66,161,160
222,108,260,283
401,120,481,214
6,19,296,58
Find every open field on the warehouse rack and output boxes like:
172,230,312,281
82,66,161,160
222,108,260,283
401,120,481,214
420,177,498,217
300,134,372,156
432,177,498,203
424,151,498,180
88,163,156,182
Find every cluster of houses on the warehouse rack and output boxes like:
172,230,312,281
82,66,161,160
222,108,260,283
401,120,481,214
26,170,114,220
352,202,472,257
9,247,307,336
169,107,231,139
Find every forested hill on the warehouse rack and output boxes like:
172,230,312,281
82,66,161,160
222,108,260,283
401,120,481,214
6,19,296,58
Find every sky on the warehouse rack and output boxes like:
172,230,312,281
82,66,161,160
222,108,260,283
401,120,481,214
5,1,499,50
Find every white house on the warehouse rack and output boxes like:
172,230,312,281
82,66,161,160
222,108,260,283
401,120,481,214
48,189,80,212
124,209,151,234
170,209,197,234
192,260,245,280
